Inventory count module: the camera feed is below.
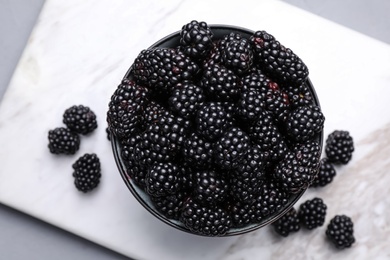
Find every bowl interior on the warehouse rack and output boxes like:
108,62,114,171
111,25,323,236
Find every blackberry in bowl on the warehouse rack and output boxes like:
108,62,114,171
107,21,325,236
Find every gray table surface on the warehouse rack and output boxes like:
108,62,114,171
0,0,389,259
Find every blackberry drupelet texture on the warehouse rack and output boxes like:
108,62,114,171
222,38,253,75
180,20,214,60
326,215,355,249
298,197,327,230
193,169,229,205
145,162,183,197
325,130,354,164
250,30,309,86
196,102,229,141
182,132,214,169
151,190,188,220
48,127,80,155
169,82,205,119
63,105,97,135
272,207,300,237
72,153,101,193
311,158,337,188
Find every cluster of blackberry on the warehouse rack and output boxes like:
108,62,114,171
47,105,101,193
107,20,325,236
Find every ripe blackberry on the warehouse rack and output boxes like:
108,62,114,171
182,132,214,169
180,198,232,236
230,200,254,228
107,79,149,139
274,140,321,193
180,20,214,60
196,102,229,141
251,181,289,223
237,87,264,121
201,64,241,102
126,159,148,188
72,153,101,193
263,82,290,123
169,82,205,119
221,38,253,75
214,127,250,170
230,145,266,202
193,169,229,205
248,111,288,163
250,30,309,86
48,127,80,155
326,215,355,249
120,135,140,164
151,190,188,220
311,158,337,188
63,105,97,135
145,162,183,197
142,101,167,130
325,130,354,164
298,197,327,230
132,48,199,94
286,105,325,142
272,207,300,237
285,83,313,108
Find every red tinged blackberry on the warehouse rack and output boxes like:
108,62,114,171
201,64,241,102
325,130,354,164
272,207,300,237
273,140,321,193
298,197,327,230
107,79,149,139
310,158,337,188
72,153,101,193
230,145,266,202
180,20,214,60
286,105,325,142
182,132,214,169
250,30,309,86
251,181,289,223
196,102,229,141
63,105,97,135
145,162,183,197
48,127,80,155
326,215,355,249
180,198,232,236
132,48,199,94
151,190,188,220
222,38,253,75
193,169,229,205
214,127,250,170
169,82,205,119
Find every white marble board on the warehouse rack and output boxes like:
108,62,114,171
0,0,390,259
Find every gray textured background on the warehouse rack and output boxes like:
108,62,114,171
0,0,389,259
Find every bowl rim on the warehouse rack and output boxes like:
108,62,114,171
111,24,323,236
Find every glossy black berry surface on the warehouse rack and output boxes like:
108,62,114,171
48,127,80,155
326,215,355,249
325,130,354,164
72,153,101,193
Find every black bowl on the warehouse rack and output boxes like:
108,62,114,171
111,24,323,236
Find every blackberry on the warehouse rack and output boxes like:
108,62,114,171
221,38,253,75
251,181,289,223
250,30,309,86
263,81,290,123
180,20,214,60
193,169,229,205
72,153,101,193
298,197,327,230
63,105,97,135
272,207,300,237
310,158,337,188
196,102,229,141
106,127,111,141
182,132,214,169
180,198,232,236
107,79,149,139
285,83,313,108
151,190,188,220
214,127,250,170
48,127,80,155
274,140,321,193
132,48,199,94
120,135,140,164
325,130,354,164
237,87,264,121
286,105,325,142
126,159,148,188
248,111,288,163
169,82,205,119
230,200,254,228
230,145,266,202
145,162,183,197
201,64,241,102
326,215,355,249
142,101,167,130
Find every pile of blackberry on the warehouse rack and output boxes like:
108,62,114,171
107,20,325,236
